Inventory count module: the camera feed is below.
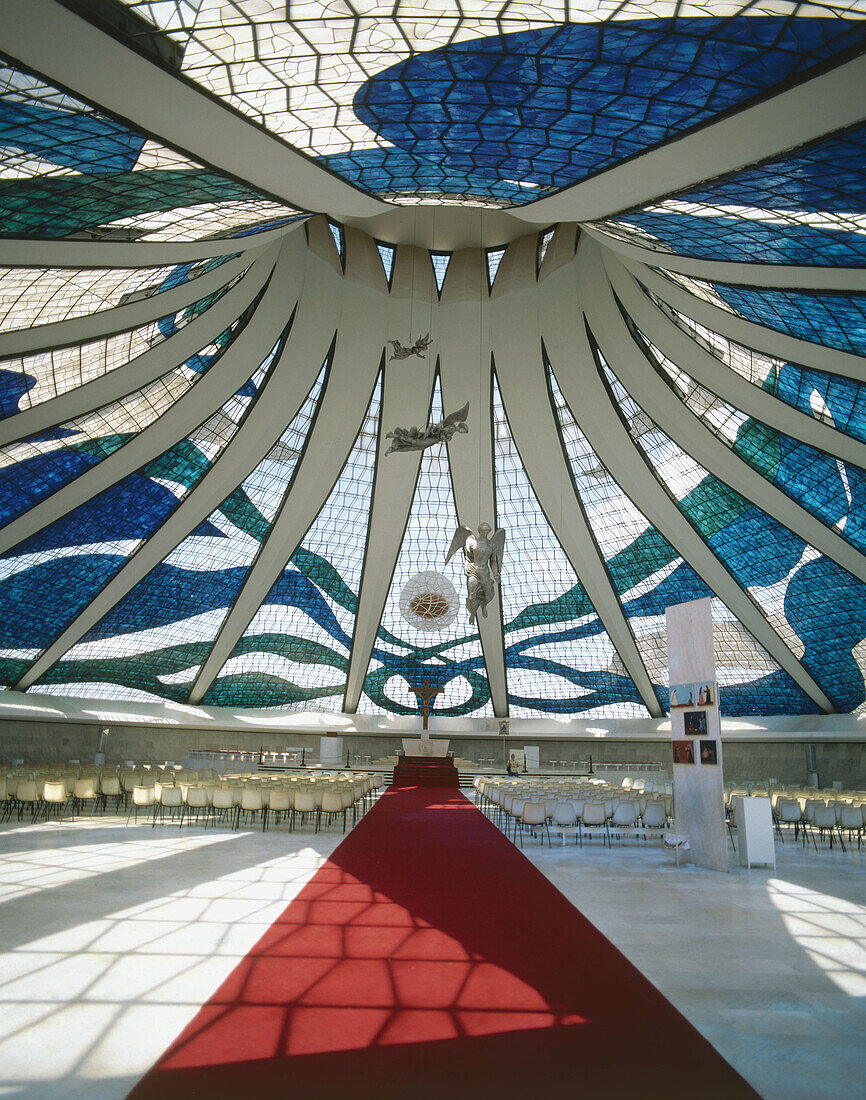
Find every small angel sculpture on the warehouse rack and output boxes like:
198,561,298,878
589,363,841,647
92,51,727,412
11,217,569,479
446,522,506,623
388,333,432,360
385,402,469,454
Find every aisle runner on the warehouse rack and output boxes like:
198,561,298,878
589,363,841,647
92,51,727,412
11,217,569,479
128,788,758,1099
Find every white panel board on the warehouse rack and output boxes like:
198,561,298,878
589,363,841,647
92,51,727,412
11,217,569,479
667,597,729,872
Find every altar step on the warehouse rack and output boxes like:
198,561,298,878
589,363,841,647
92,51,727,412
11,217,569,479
392,761,460,789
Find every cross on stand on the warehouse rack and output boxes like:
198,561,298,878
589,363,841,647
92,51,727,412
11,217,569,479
416,677,443,731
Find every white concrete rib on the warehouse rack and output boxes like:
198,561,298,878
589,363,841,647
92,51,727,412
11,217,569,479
0,249,262,359
3,0,388,220
0,252,278,448
0,223,306,270
15,240,334,692
491,234,663,718
605,255,866,472
438,246,508,717
585,227,866,294
343,242,439,713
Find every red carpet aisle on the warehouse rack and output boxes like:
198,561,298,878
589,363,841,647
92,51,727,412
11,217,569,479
127,788,759,1100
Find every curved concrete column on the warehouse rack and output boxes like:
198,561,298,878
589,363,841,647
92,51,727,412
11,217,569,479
0,250,262,359
0,252,278,448
606,256,866,471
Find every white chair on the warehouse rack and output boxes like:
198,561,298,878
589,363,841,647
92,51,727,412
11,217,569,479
238,788,268,830
185,786,210,826
551,802,579,845
14,780,40,821
210,787,237,828
73,776,100,818
268,788,293,830
293,791,318,830
40,780,72,822
129,785,155,824
519,801,551,847
100,774,122,812
153,785,184,826
775,798,804,843
319,790,347,832
578,801,609,846
806,804,845,851
609,800,640,842
640,801,668,842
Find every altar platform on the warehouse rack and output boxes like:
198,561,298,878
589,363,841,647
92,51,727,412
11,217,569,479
392,754,460,789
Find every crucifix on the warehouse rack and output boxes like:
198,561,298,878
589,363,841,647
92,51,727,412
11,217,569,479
416,677,442,731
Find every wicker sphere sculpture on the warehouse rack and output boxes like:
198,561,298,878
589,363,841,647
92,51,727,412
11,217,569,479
399,572,460,632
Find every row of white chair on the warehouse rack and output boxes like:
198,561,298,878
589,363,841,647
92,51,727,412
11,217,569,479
475,778,671,848
1,770,386,832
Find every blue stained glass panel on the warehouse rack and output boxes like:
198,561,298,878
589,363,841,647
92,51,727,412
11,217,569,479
35,362,330,701
0,338,282,679
344,18,866,203
711,285,866,357
600,352,866,712
204,375,381,710
493,374,648,718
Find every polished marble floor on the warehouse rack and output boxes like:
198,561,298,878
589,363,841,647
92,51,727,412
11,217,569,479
0,798,863,1099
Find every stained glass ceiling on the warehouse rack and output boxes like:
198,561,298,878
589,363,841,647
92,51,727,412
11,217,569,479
106,1,866,207
0,2,865,720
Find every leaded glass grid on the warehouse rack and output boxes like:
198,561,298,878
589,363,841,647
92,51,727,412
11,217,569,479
0,336,282,693
599,347,866,712
42,358,330,703
549,362,818,713
360,376,491,718
493,373,648,718
204,373,382,710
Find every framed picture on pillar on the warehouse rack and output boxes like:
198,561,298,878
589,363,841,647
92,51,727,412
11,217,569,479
699,740,718,765
498,719,509,737
672,740,695,765
669,682,696,708
683,710,707,736
695,681,715,706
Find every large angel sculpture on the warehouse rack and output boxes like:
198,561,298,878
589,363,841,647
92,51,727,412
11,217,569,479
385,402,469,454
445,522,506,624
388,333,432,360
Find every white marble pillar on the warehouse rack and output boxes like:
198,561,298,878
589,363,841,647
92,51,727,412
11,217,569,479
666,597,728,872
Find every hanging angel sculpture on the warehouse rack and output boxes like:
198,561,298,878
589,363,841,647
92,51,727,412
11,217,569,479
445,522,506,624
388,333,432,360
385,402,469,454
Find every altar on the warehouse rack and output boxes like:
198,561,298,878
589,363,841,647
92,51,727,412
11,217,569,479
401,737,450,759
393,738,458,788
